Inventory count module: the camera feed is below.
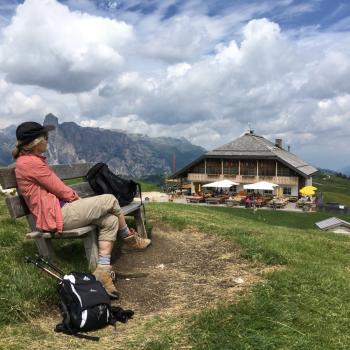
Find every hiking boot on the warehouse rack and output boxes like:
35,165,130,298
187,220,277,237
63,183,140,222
93,265,120,299
123,233,151,251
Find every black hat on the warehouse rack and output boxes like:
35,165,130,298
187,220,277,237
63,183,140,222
16,122,55,146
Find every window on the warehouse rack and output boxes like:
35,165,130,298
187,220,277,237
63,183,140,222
206,159,221,175
241,160,257,176
223,160,239,175
283,187,292,195
259,160,275,176
277,163,291,176
191,161,205,174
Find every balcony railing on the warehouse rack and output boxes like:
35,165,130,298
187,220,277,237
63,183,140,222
187,173,299,185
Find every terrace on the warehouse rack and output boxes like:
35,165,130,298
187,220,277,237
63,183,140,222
187,159,299,186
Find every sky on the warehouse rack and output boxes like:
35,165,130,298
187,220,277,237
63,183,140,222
0,0,349,171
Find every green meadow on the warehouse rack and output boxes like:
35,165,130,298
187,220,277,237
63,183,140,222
313,173,350,206
0,174,350,349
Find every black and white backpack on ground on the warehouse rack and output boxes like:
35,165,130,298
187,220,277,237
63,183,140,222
55,272,134,341
25,256,134,341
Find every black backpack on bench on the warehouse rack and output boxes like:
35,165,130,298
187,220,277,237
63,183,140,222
86,162,141,207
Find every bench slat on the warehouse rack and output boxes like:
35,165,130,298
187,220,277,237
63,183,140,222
5,196,30,218
0,163,93,189
70,182,95,198
122,201,142,215
26,225,96,239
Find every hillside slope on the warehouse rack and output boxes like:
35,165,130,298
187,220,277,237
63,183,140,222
313,172,350,206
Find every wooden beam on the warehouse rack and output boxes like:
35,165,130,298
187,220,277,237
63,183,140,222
275,161,278,177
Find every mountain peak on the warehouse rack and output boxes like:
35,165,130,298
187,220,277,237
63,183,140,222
44,113,59,127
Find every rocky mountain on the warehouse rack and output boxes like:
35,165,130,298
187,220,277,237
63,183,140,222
0,125,16,165
0,114,206,177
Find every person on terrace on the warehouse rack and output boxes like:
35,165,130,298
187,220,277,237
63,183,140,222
12,121,151,299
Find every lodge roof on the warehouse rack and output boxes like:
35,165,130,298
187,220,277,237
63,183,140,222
170,131,318,178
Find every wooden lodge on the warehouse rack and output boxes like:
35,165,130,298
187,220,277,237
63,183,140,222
168,130,318,197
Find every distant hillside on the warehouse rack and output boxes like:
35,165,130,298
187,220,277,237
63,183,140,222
340,166,350,176
313,172,350,206
0,114,206,177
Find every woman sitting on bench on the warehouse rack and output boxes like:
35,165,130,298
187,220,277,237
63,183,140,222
12,121,151,299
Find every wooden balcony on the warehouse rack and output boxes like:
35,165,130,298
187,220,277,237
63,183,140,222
188,173,224,181
187,173,299,186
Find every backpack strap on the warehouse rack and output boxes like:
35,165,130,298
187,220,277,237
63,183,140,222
137,182,147,225
110,306,134,324
55,323,100,341
55,300,100,341
96,174,111,195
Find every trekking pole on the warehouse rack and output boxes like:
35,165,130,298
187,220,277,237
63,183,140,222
35,254,64,276
25,256,63,281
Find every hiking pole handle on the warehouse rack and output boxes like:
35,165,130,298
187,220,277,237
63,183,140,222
35,254,64,276
25,256,63,281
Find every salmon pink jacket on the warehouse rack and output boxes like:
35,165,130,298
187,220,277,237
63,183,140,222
15,153,77,232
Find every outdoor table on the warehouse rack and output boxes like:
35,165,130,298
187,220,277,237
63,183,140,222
186,196,205,203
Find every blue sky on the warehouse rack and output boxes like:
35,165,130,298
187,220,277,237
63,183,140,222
0,0,349,170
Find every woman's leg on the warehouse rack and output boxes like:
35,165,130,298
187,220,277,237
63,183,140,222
61,194,150,298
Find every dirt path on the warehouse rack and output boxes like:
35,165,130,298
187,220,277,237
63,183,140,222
114,225,265,316
1,225,271,349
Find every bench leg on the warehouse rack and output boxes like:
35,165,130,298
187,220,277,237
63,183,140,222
134,208,147,238
83,230,99,272
35,238,56,262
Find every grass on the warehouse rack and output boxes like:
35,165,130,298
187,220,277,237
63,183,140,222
142,203,350,349
313,173,350,206
1,172,350,348
136,180,160,192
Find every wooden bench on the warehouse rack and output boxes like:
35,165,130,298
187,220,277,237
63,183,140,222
0,163,147,271
205,196,227,205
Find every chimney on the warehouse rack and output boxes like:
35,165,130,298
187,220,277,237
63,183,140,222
275,138,283,148
288,145,290,152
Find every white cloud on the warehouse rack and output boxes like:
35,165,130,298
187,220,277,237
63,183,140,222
0,79,46,127
0,0,133,92
167,63,191,79
0,1,350,169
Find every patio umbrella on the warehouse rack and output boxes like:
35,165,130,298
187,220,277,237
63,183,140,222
203,179,239,188
300,186,317,196
243,181,279,191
